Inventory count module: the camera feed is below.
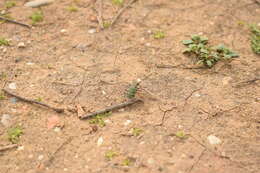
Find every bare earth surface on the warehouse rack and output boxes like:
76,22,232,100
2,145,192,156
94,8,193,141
0,0,260,173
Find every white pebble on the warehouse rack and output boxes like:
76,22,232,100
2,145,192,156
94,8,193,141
17,146,24,151
53,127,61,132
88,28,96,34
97,137,103,147
124,120,132,126
194,93,201,97
26,62,34,65
17,42,26,48
102,90,106,95
24,0,54,8
145,43,151,47
28,154,33,159
8,83,17,90
60,29,67,33
38,155,44,160
207,135,222,145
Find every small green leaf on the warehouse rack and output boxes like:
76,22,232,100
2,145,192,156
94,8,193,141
206,60,213,67
182,40,193,45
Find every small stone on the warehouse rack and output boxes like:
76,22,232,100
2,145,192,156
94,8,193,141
104,119,111,124
53,127,61,132
118,108,125,112
88,28,96,34
207,135,221,145
17,146,24,151
102,90,106,95
1,114,12,127
60,29,67,33
17,42,26,48
145,43,151,47
26,62,34,65
38,155,44,160
147,30,152,34
194,93,201,97
97,136,103,147
24,0,54,8
28,154,33,159
3,48,7,53
8,83,16,90
63,168,68,171
124,120,132,126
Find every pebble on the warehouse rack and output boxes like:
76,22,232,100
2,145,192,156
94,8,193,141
60,29,67,33
207,135,222,145
26,62,34,65
88,28,96,34
28,154,33,159
124,120,132,126
38,155,44,160
8,82,17,90
1,114,12,127
97,137,103,147
145,43,151,47
194,93,201,97
17,146,24,151
17,42,26,48
24,0,54,8
53,127,61,132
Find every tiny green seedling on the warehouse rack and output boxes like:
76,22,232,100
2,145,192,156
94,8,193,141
0,37,10,46
183,35,239,68
66,5,78,12
112,0,124,6
105,150,118,160
249,25,260,54
126,81,140,99
0,92,5,100
153,30,166,39
89,112,111,127
122,158,131,166
103,21,111,29
29,11,43,25
35,97,42,102
175,131,187,139
5,1,16,9
132,127,143,137
8,126,23,143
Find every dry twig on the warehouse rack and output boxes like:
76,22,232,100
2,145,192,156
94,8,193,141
0,16,31,28
110,0,138,27
79,98,142,119
2,89,64,113
156,105,176,126
235,78,260,87
96,0,104,29
0,144,18,152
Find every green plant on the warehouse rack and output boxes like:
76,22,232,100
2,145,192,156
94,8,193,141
126,81,140,99
122,158,131,166
35,97,42,102
183,35,239,68
89,112,111,127
175,131,187,139
153,30,165,39
8,126,23,143
5,1,16,9
132,127,143,136
249,25,260,54
112,0,124,6
66,5,78,12
0,37,10,46
103,21,111,29
105,150,118,160
0,92,5,100
29,11,43,25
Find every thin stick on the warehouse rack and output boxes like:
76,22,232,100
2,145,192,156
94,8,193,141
110,0,137,27
96,0,104,29
2,89,64,113
156,105,176,126
0,144,18,152
0,16,31,28
235,78,260,87
79,98,142,119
